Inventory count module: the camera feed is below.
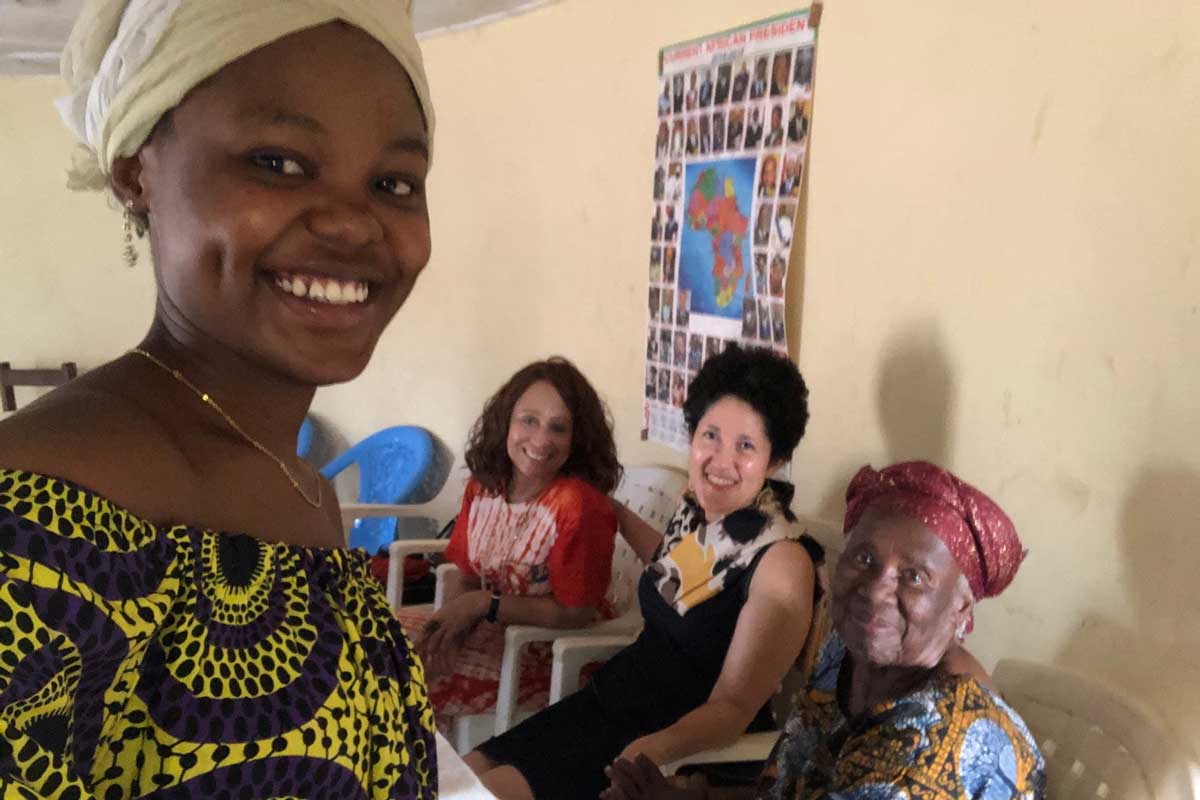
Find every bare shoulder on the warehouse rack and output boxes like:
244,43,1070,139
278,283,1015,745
0,376,196,506
749,539,817,603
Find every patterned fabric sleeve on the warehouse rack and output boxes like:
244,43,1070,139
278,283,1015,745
825,788,908,799
802,685,1042,800
0,578,103,798
0,777,49,800
0,469,438,799
757,632,1044,800
0,472,170,799
546,481,617,608
758,710,946,800
444,478,481,578
822,681,1044,800
817,722,944,799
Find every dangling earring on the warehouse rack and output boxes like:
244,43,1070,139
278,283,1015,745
122,199,146,268
955,620,968,642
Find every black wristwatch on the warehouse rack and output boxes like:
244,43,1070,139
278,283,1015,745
485,591,502,623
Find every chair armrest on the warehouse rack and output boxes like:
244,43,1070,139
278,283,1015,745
493,613,642,735
386,539,449,611
389,538,450,559
662,730,779,776
503,612,641,652
549,633,639,704
434,563,459,610
341,501,442,533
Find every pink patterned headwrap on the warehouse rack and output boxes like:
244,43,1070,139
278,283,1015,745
843,461,1026,602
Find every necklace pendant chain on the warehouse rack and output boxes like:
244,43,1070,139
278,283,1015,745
130,348,323,508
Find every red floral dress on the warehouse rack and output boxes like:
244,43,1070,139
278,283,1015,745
396,475,616,727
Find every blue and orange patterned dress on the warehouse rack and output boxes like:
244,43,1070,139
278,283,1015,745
0,469,436,799
758,630,1045,800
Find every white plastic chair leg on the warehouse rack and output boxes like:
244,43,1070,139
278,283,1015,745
494,637,522,735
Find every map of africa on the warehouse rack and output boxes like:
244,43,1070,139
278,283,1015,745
679,158,756,319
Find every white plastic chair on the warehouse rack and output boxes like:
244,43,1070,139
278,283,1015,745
336,501,443,607
550,515,844,777
994,659,1200,800
388,465,689,753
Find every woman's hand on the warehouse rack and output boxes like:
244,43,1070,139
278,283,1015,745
601,755,703,800
617,734,671,767
416,591,487,677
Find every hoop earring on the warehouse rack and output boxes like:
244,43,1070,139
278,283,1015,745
122,200,146,268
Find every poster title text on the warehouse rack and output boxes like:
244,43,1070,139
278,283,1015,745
663,16,807,66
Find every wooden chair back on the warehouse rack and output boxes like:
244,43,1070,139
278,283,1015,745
0,362,78,411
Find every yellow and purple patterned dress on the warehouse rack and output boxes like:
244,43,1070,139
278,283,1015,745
0,469,436,799
758,629,1045,800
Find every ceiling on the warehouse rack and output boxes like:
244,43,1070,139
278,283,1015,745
0,0,557,75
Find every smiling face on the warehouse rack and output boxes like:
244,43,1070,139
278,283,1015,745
115,23,431,386
506,380,573,496
687,395,777,520
831,508,972,669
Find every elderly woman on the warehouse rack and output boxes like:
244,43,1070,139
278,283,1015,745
605,462,1046,800
397,358,620,728
465,345,824,800
0,0,438,796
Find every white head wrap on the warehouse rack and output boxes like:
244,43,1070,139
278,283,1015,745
57,0,435,191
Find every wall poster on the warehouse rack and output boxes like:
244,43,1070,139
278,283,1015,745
643,8,820,449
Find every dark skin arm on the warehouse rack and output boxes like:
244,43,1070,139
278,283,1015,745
0,351,342,548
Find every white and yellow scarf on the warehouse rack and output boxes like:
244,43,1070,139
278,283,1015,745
650,479,802,615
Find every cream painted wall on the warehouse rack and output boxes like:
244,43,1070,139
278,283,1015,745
1,0,1198,751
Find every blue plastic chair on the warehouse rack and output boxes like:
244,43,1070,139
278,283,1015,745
296,416,315,458
320,425,435,554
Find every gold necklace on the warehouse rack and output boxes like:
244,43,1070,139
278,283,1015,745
130,348,323,508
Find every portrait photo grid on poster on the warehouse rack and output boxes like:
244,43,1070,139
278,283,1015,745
645,9,819,449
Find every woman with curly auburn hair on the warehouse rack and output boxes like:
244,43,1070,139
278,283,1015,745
397,357,621,732
465,358,622,497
